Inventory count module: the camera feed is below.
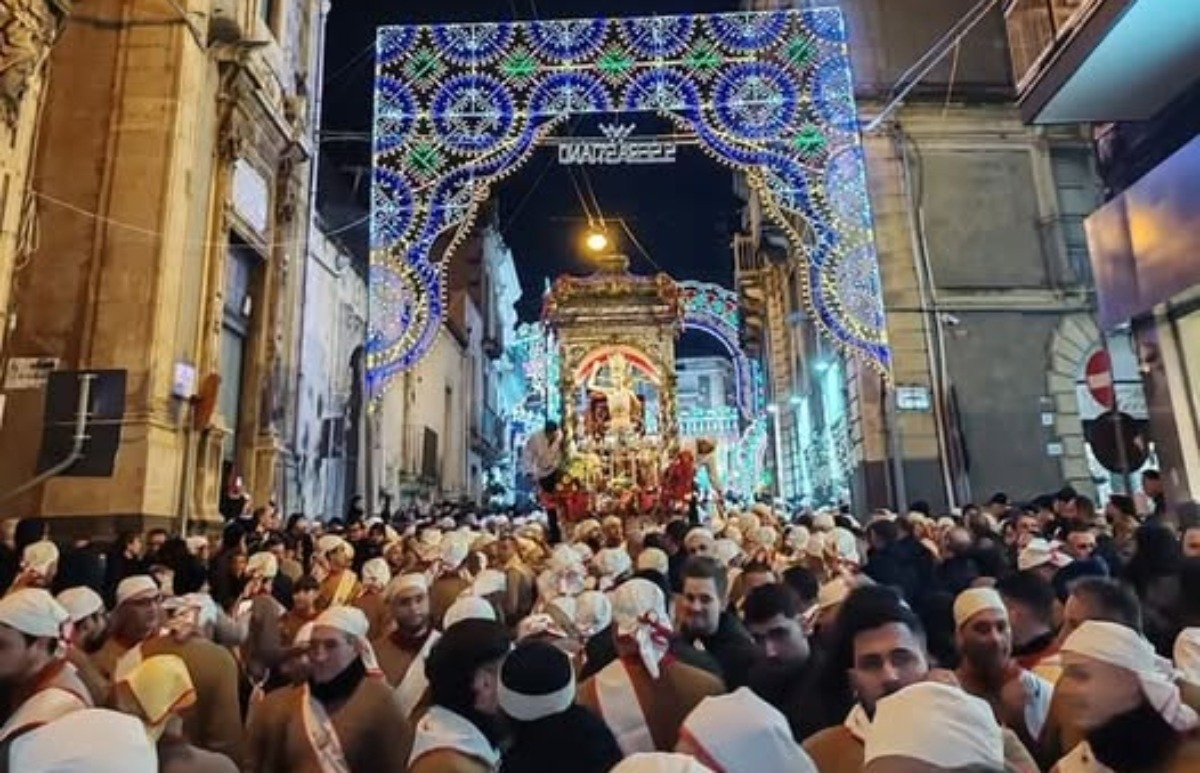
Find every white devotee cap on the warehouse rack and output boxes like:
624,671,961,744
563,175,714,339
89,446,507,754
443,596,497,630
21,540,59,577
575,590,612,638
362,558,391,591
246,552,278,579
472,568,507,597
9,709,157,773
612,753,714,773
387,572,429,599
315,605,381,675
864,682,1005,769
56,586,105,623
0,588,69,639
637,547,669,576
440,535,470,570
116,575,160,606
1064,620,1199,731
1018,538,1074,573
953,587,1008,629
679,687,817,773
612,578,672,678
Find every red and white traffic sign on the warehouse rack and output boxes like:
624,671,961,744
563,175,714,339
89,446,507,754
1085,350,1116,410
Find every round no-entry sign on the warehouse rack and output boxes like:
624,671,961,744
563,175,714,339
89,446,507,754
1085,350,1116,409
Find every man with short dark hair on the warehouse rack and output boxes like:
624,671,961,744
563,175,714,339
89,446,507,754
996,572,1058,674
743,583,828,741
679,556,760,689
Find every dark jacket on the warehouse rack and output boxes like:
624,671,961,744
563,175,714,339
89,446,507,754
685,612,761,690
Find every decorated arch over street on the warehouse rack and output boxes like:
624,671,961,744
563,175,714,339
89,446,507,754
678,280,762,419
369,9,889,397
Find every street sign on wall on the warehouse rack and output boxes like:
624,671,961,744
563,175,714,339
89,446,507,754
5,357,60,390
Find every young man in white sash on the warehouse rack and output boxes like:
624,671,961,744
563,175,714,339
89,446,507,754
373,572,440,719
244,605,412,773
0,588,91,741
409,618,512,773
577,578,724,754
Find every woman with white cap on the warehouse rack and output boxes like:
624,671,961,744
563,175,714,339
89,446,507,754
234,552,287,699
0,588,91,741
498,640,623,773
1053,620,1200,772
315,536,360,611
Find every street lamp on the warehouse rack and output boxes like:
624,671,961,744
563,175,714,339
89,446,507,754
584,228,610,254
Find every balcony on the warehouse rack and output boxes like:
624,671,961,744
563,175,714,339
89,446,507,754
1006,0,1200,124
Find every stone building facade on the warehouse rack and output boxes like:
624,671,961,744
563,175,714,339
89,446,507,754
0,0,330,534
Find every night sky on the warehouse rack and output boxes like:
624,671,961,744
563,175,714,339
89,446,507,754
322,1,742,353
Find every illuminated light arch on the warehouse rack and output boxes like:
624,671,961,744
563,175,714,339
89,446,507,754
678,280,759,418
369,9,889,398
573,345,663,386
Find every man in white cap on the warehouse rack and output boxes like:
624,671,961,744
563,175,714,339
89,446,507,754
6,707,157,772
803,586,1039,773
316,535,360,610
1054,619,1200,771
235,552,286,694
953,586,1052,750
352,556,392,640
245,605,413,772
0,588,91,740
863,682,1008,772
56,585,110,706
677,687,817,772
577,578,724,753
114,592,244,763
373,572,440,720
496,534,536,622
91,575,162,682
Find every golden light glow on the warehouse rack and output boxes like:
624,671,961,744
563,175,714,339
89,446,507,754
585,229,610,253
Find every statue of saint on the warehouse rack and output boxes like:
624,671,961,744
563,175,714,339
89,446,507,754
589,353,640,438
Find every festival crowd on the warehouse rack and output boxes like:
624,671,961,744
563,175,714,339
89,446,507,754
0,471,1197,772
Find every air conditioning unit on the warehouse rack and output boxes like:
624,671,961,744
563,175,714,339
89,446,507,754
209,0,246,45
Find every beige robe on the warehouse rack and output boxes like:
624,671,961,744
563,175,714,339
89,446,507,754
351,591,391,641
159,738,239,773
136,635,244,765
317,570,360,611
242,678,413,773
577,657,725,752
429,576,470,629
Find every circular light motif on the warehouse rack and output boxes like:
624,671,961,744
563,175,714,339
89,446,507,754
368,263,417,354
824,145,871,229
709,12,788,53
432,23,515,66
529,18,608,62
431,75,516,153
529,72,612,117
802,8,847,43
623,68,700,114
621,15,695,59
812,58,858,133
832,245,886,331
377,27,416,67
713,62,798,141
374,78,416,155
370,168,414,251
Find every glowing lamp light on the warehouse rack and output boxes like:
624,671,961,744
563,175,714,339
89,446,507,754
789,395,803,406
585,229,610,253
766,403,779,414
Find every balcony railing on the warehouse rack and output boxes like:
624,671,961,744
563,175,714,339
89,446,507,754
1004,0,1100,93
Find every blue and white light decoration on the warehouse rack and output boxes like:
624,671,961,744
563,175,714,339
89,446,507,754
678,281,759,420
370,9,888,399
